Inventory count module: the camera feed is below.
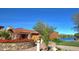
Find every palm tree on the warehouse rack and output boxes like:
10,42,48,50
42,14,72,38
33,21,55,50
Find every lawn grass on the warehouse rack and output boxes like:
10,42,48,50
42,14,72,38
51,39,79,47
58,41,79,47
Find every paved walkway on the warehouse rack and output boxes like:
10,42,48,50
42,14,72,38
57,45,79,51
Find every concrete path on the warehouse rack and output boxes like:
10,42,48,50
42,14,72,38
57,45,79,51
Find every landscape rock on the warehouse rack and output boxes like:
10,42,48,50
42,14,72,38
0,42,35,51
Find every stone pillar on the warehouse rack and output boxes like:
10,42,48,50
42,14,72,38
28,33,31,39
36,40,40,51
13,34,17,39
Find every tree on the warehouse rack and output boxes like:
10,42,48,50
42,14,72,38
73,13,79,32
0,30,11,40
33,21,55,48
73,13,79,39
74,33,79,39
33,21,46,35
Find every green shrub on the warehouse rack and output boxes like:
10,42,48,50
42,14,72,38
50,38,63,44
0,30,11,40
74,33,79,39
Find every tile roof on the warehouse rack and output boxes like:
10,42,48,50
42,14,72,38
13,28,39,34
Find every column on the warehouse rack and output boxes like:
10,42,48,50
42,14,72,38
28,33,31,39
36,40,40,51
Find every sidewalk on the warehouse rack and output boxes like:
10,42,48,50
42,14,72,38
57,45,79,51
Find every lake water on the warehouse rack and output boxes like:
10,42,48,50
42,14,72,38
60,37,75,42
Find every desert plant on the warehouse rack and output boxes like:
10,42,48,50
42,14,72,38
0,30,11,40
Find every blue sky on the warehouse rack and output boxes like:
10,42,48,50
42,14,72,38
0,8,79,34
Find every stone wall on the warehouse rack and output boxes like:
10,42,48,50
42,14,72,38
0,42,36,51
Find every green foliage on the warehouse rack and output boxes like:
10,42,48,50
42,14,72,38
33,21,45,35
51,39,79,47
33,20,55,46
74,33,79,36
33,21,55,35
51,39,63,44
59,41,79,47
73,13,79,32
41,28,50,46
59,34,74,38
74,33,79,39
0,30,11,40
